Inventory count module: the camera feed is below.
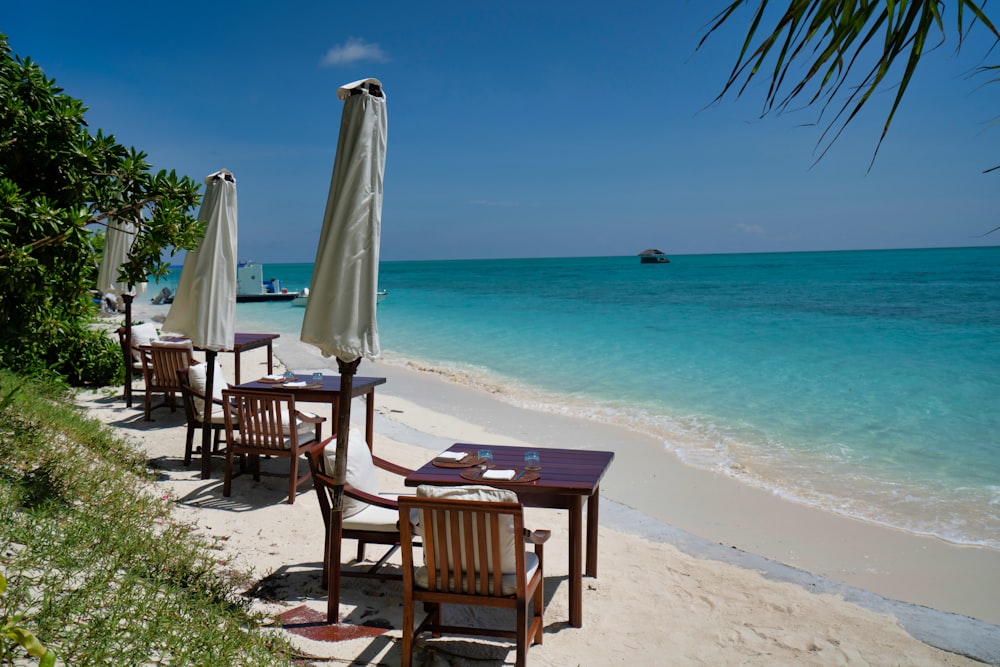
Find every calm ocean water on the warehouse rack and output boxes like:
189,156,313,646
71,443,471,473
155,247,1000,548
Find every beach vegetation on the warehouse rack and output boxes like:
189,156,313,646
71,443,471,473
0,32,204,385
699,1,999,169
0,369,298,665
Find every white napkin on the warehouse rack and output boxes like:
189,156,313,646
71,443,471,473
264,374,285,381
482,469,516,481
435,450,467,461
282,381,306,388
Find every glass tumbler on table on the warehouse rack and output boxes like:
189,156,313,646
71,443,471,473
477,449,494,468
524,450,541,470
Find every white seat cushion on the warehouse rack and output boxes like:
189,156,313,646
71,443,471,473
342,494,401,532
414,485,520,575
323,429,378,518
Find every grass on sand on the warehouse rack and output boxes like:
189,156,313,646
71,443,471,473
0,370,298,666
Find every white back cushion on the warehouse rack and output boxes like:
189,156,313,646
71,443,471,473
187,362,227,420
415,485,519,574
323,429,377,517
130,322,160,361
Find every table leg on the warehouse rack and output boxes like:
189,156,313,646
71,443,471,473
266,341,274,375
365,390,375,448
568,495,583,627
586,487,600,578
233,350,242,385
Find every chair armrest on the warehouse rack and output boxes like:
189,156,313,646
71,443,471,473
372,454,414,477
295,410,326,425
344,484,400,510
525,529,551,545
312,467,400,510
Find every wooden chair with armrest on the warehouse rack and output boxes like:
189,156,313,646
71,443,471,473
176,365,232,466
116,322,159,408
139,339,195,421
221,389,325,504
398,487,550,667
304,435,417,622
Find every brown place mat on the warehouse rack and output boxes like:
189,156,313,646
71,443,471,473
431,452,478,468
459,468,540,483
257,377,287,384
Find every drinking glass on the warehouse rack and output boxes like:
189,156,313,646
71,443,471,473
282,369,295,381
311,372,323,383
477,448,494,468
524,450,541,470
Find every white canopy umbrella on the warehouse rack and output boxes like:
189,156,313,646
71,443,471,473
300,78,386,622
162,169,238,478
97,218,147,407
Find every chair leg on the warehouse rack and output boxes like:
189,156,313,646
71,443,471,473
223,449,235,497
184,425,194,466
516,598,528,667
401,589,415,667
533,582,545,646
287,457,298,504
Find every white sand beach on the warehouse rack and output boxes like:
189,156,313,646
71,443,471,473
79,304,1000,665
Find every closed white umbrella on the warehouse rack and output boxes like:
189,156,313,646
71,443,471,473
97,218,147,407
163,169,238,478
300,78,386,623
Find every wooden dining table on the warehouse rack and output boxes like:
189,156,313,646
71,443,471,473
163,332,279,385
231,374,387,447
405,443,615,628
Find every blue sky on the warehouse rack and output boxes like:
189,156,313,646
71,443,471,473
6,2,999,262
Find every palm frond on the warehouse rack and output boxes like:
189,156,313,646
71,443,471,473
699,1,1000,168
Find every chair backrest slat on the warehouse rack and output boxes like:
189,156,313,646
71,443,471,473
402,496,525,598
223,390,300,453
147,342,194,391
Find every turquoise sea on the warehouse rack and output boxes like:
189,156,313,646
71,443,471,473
155,247,1000,549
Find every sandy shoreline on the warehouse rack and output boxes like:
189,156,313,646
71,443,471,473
90,304,1000,664
272,330,1000,627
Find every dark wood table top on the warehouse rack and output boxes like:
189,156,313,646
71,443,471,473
405,444,614,497
231,332,279,349
233,374,386,398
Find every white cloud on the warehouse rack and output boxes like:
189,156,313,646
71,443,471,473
737,222,766,237
320,38,388,67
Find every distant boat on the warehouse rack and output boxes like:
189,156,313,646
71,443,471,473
291,288,388,307
160,261,301,303
638,248,670,264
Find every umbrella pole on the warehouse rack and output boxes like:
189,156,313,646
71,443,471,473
328,356,360,623
123,293,134,408
200,350,218,479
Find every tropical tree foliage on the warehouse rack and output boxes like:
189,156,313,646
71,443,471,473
0,33,204,384
699,1,1000,167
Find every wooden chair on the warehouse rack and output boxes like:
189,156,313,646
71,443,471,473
139,339,195,421
398,489,550,667
176,366,231,467
304,436,415,619
221,389,325,504
116,323,157,408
